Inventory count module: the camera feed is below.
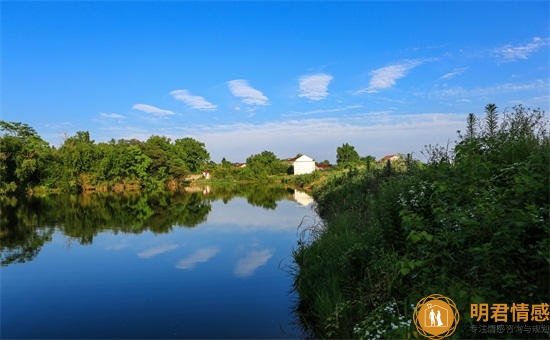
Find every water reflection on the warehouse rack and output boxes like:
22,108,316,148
1,184,314,339
0,184,311,267
176,247,220,270
234,249,274,277
138,244,179,259
294,189,315,206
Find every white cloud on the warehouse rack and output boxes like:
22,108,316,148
189,113,465,163
494,37,550,62
440,68,467,80
99,112,125,119
358,59,424,93
170,89,217,110
132,104,174,116
227,79,269,108
234,249,273,277
138,244,179,259
176,247,220,270
298,73,333,100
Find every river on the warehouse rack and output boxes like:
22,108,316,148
1,184,316,339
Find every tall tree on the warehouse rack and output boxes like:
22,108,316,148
141,135,172,178
0,121,51,192
336,143,360,166
465,113,478,139
174,137,210,173
484,103,499,138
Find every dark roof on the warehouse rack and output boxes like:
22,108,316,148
315,163,331,169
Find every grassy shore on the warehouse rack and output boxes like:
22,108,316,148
291,106,549,339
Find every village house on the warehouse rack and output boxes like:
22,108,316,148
315,163,332,171
378,154,400,164
289,155,316,175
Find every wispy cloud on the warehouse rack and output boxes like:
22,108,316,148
357,59,424,93
132,104,174,116
440,67,467,80
176,247,220,270
298,73,333,100
283,105,362,117
44,122,73,129
227,79,269,109
425,79,547,98
138,244,179,259
494,37,550,62
234,249,273,277
99,112,126,119
170,89,217,110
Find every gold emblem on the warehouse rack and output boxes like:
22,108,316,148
413,294,459,339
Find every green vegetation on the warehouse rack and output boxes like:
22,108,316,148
292,104,549,339
0,121,213,194
0,123,302,194
336,142,361,167
0,120,382,195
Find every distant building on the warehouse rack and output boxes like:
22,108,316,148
202,170,210,179
378,154,400,163
315,163,332,171
236,163,247,168
291,155,316,175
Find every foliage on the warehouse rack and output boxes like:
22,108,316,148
292,104,549,339
0,121,51,194
336,143,360,167
0,123,211,194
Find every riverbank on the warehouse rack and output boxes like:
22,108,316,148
292,107,549,339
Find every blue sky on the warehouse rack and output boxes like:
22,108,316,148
2,1,549,163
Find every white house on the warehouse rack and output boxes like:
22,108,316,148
292,155,316,175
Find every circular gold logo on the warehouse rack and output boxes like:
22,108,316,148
413,294,459,339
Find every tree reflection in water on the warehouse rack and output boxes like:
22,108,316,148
0,184,296,266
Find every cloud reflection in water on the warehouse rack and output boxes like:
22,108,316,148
176,247,220,270
138,244,179,259
234,249,273,277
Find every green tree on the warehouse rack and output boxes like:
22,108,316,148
58,131,99,190
0,121,51,193
360,155,376,170
465,113,478,139
245,151,286,178
336,143,360,167
141,135,172,178
173,137,210,173
483,103,499,138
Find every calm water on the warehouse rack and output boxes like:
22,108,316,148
1,185,316,339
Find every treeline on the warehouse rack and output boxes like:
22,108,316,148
0,121,211,194
0,120,385,195
292,105,549,339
